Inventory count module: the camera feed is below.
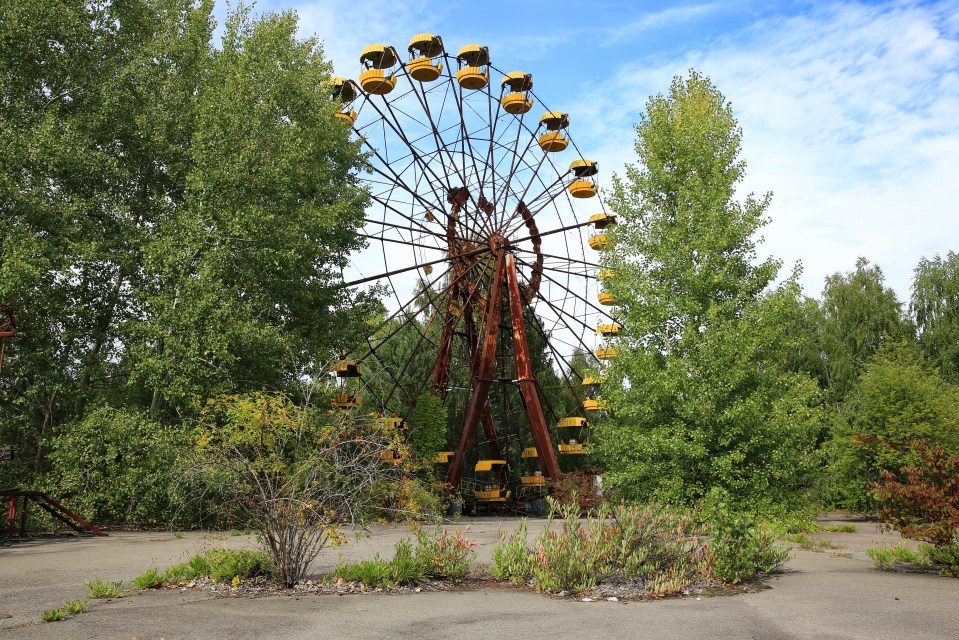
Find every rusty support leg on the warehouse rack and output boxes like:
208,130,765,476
7,495,17,537
505,254,562,480
446,253,506,491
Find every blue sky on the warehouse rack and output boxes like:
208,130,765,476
218,0,958,304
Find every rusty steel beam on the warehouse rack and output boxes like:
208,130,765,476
445,252,506,490
505,254,562,480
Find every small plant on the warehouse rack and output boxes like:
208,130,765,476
703,489,789,583
40,609,66,622
787,534,839,553
488,519,534,585
334,557,397,587
412,526,475,580
821,524,857,533
85,578,123,598
173,531,185,539
920,542,959,577
132,568,162,590
204,548,270,582
867,546,919,570
63,600,88,615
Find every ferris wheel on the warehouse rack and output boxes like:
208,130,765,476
328,34,621,502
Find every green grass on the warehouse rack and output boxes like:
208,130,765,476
173,531,184,539
85,578,123,598
63,600,88,615
132,567,162,590
867,546,919,570
40,609,66,622
785,534,839,552
161,548,269,584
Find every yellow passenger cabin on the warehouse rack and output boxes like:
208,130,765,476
377,416,406,431
407,33,444,82
334,109,357,126
596,269,615,280
520,447,539,458
595,347,618,360
582,399,608,412
582,375,607,386
455,44,490,90
331,392,362,409
434,451,454,464
569,159,598,177
558,441,586,455
596,323,622,337
589,212,617,229
569,180,597,198
501,72,534,114
588,233,609,250
538,111,569,152
598,291,615,306
330,77,358,103
558,416,588,428
474,459,510,501
359,44,399,95
330,360,362,377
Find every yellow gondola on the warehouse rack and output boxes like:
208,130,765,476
596,323,622,337
377,416,406,430
407,33,444,82
582,399,608,411
569,159,598,177
596,347,618,360
588,233,609,250
569,179,597,198
520,474,548,486
434,451,454,464
538,111,569,152
455,44,489,89
331,392,362,408
520,447,539,458
596,269,615,280
589,212,617,229
558,416,588,428
598,292,615,306
330,360,362,377
558,442,586,455
582,375,607,386
501,72,534,114
334,109,357,125
359,44,399,95
379,449,403,465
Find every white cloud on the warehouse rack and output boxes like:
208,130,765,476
572,1,959,302
604,2,726,43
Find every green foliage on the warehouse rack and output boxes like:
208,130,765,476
821,524,857,533
85,578,123,599
0,0,372,508
829,343,959,511
488,519,535,584
63,600,88,615
192,392,414,587
43,406,189,525
785,534,836,553
920,542,959,577
332,527,476,587
132,568,163,590
911,252,959,382
598,71,821,514
203,548,270,582
702,489,790,583
867,546,918,571
40,609,66,622
163,553,212,583
406,393,448,464
820,258,911,401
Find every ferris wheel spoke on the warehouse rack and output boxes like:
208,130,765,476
512,247,602,270
514,253,617,322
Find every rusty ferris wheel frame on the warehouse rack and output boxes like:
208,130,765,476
328,35,619,500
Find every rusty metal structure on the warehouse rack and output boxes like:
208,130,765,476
328,37,619,505
0,303,16,379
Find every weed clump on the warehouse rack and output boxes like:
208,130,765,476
85,578,123,599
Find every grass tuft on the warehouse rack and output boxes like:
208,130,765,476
40,609,66,622
85,578,123,598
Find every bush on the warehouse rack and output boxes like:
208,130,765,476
494,499,709,595
160,548,268,584
874,441,959,547
44,406,192,526
85,578,123,598
921,542,959,577
333,527,476,587
489,519,535,585
702,489,790,583
821,524,857,533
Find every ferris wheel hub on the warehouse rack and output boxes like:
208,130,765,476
487,233,510,253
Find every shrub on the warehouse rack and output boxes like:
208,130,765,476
333,528,476,587
85,578,123,598
203,548,270,582
873,441,959,547
821,524,857,533
921,542,959,577
191,393,415,587
44,406,192,526
488,519,535,585
132,568,162,590
702,489,790,583
40,609,66,622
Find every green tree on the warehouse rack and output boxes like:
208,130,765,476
828,341,959,511
0,1,373,494
596,71,821,514
911,252,959,382
819,258,911,402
